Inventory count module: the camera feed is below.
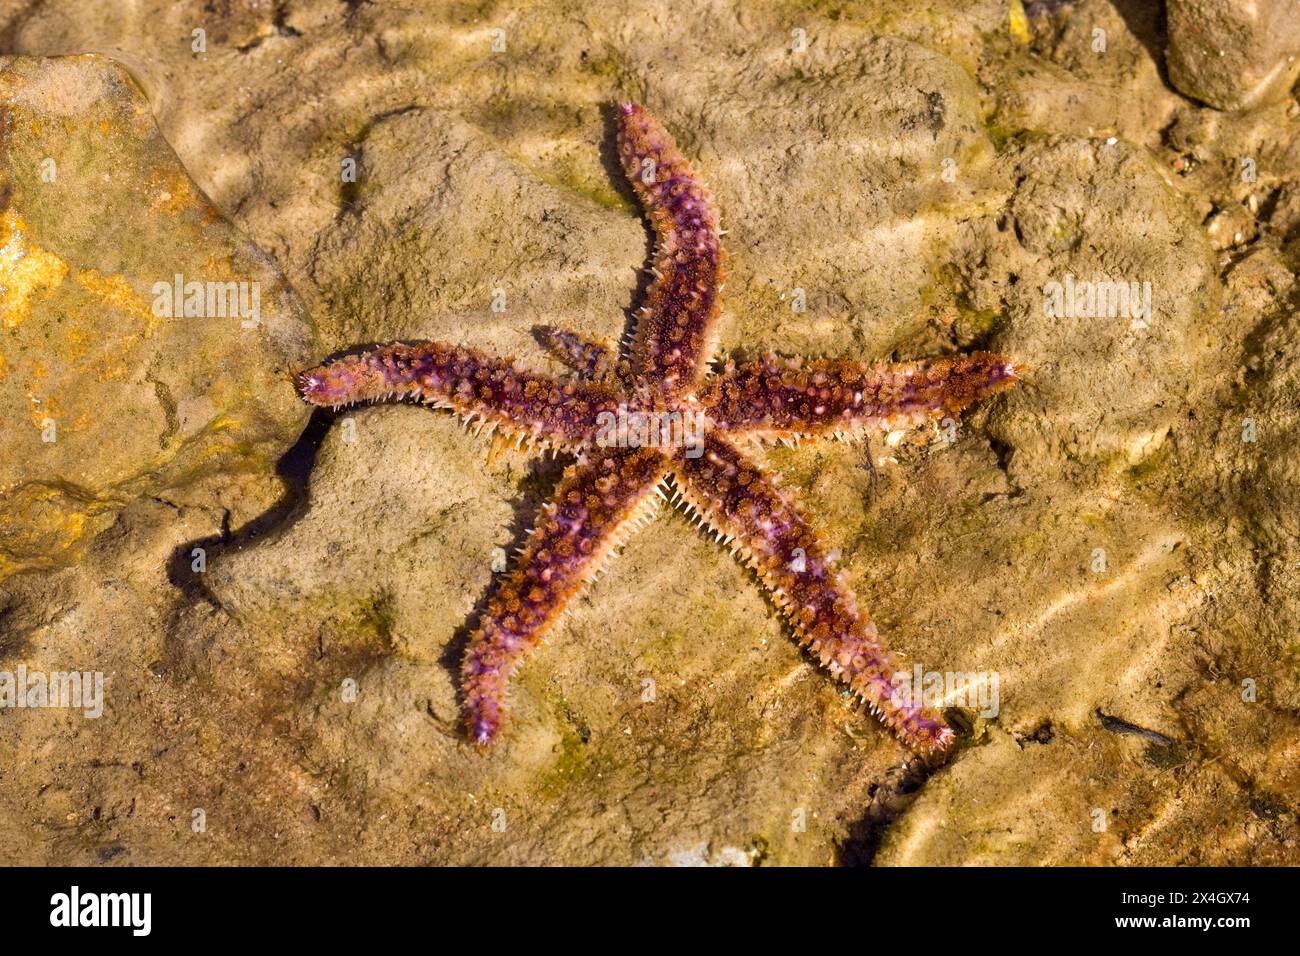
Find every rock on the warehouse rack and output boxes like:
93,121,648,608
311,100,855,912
1219,245,1300,585
0,54,315,579
877,724,1294,865
1166,0,1300,111
950,135,1218,475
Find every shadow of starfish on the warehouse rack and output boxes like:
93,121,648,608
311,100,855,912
298,102,1018,755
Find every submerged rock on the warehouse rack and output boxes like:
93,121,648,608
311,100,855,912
0,55,315,579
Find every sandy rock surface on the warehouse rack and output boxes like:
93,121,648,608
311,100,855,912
1166,0,1300,111
0,0,1297,865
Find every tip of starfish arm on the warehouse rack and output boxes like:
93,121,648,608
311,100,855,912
468,717,497,747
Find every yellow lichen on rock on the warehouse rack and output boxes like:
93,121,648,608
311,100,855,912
0,208,69,329
74,268,159,334
0,481,116,579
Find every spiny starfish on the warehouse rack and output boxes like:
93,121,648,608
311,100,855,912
298,102,1017,755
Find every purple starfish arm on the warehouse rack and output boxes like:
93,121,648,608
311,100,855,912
672,434,955,754
704,351,1018,440
616,102,725,398
462,448,669,744
297,342,622,451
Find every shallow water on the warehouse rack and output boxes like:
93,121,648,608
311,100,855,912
0,0,1296,866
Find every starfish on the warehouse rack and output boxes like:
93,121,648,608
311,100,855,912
297,102,1017,755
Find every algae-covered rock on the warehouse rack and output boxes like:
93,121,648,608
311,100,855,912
0,54,315,579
